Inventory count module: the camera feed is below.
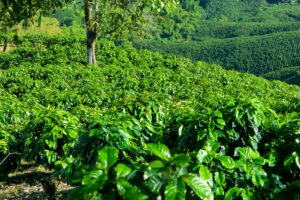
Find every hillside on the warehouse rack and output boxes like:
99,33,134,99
263,66,300,85
18,0,300,85
134,30,300,77
1,0,300,199
0,35,300,199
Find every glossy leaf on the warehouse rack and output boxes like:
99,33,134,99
165,177,186,200
199,165,211,180
144,174,164,194
197,149,208,164
214,171,225,185
224,187,243,200
117,180,147,200
97,146,119,170
145,143,171,161
172,154,191,167
150,160,165,168
116,163,132,178
183,174,213,200
217,155,235,169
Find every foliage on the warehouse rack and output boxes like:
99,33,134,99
16,17,64,36
0,0,72,32
192,21,300,40
263,66,300,85
200,0,267,21
0,35,299,199
134,30,300,75
251,4,300,22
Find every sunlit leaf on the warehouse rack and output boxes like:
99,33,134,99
183,174,213,200
116,163,132,178
97,146,119,170
217,155,235,169
165,177,186,200
145,143,171,161
199,165,210,180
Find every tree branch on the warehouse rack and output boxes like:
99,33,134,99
0,152,21,166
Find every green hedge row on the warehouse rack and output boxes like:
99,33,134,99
0,33,85,47
134,30,300,75
263,66,300,85
192,21,300,40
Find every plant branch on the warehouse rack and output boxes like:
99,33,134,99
0,152,21,166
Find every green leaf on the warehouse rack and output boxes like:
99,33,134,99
116,163,132,178
145,122,155,133
45,150,57,164
217,155,235,169
215,111,223,118
224,187,244,200
241,189,254,200
251,173,263,186
144,174,164,194
215,186,225,196
150,160,164,168
172,154,191,167
183,174,213,200
97,146,119,170
235,147,252,160
284,152,297,167
199,165,210,180
117,180,147,200
81,170,107,191
197,149,208,164
145,143,171,161
82,170,103,185
214,171,225,185
217,119,226,126
165,177,186,200
0,139,8,153
45,138,56,149
296,155,300,169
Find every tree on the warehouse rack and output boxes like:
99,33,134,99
83,0,177,65
1,0,176,64
0,0,72,51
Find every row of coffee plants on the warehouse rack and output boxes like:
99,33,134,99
0,35,299,199
192,21,300,40
263,66,300,85
134,30,300,76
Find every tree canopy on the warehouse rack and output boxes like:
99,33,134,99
1,0,177,64
0,0,72,24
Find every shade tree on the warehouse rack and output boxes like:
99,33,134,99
0,0,177,64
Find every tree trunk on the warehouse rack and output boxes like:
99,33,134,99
38,13,42,28
3,36,8,52
85,0,97,65
87,40,96,64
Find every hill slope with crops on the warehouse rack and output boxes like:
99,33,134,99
0,35,299,199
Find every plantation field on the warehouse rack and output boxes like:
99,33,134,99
192,21,300,40
134,30,300,77
263,66,300,85
0,35,300,199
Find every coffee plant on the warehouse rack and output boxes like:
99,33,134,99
0,34,299,199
